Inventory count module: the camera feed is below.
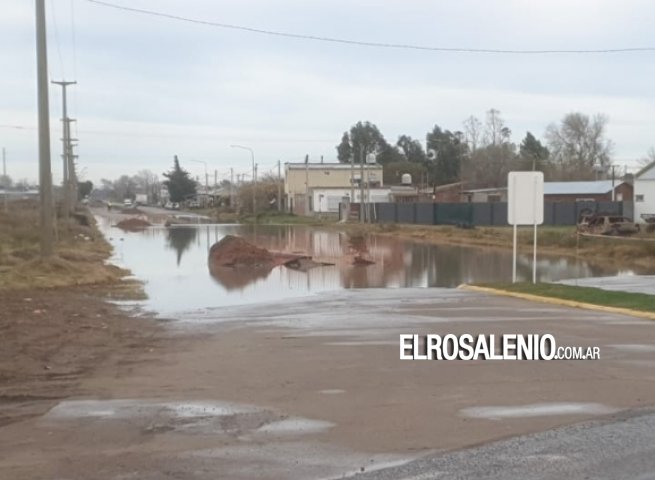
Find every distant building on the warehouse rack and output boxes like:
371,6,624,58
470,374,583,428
543,180,632,203
634,161,655,223
462,180,632,203
311,187,391,214
284,162,383,215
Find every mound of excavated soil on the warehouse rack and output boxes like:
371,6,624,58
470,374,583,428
208,235,276,268
116,218,151,231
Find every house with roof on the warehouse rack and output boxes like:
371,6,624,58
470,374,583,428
634,161,655,223
462,180,632,204
284,162,383,214
542,180,632,203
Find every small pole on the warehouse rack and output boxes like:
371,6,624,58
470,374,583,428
277,160,282,211
532,178,538,284
512,175,517,283
512,224,518,283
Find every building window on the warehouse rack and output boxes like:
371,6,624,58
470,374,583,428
636,194,645,202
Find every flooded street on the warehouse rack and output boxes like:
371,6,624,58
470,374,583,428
97,217,631,316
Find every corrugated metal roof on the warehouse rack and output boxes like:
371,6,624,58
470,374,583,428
463,180,622,195
286,162,381,170
543,180,615,195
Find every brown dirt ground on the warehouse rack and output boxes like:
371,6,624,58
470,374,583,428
115,217,152,231
0,285,168,427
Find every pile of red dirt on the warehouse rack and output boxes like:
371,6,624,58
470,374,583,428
353,255,375,266
116,217,151,231
208,235,278,268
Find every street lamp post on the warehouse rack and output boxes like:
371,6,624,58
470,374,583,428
190,159,208,206
230,145,256,218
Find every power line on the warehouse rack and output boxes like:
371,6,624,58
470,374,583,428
84,0,655,55
70,0,79,139
48,0,66,77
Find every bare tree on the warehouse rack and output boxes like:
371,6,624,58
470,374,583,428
463,115,482,152
484,109,510,146
638,147,655,168
545,113,613,180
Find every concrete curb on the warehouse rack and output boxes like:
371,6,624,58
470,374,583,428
458,284,655,321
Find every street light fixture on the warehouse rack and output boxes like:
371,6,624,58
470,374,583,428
230,145,256,218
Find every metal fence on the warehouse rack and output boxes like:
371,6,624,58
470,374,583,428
340,201,630,226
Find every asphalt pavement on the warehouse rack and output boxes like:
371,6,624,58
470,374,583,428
355,408,655,480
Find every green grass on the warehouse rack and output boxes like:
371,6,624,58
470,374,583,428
483,282,655,313
239,211,337,225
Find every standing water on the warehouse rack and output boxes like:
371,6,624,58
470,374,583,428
97,218,632,316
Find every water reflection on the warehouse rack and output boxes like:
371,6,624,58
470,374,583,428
209,265,274,291
166,227,198,265
99,221,647,314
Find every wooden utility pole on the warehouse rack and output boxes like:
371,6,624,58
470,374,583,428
35,0,54,256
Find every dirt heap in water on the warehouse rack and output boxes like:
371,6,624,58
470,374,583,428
116,217,151,231
208,235,277,268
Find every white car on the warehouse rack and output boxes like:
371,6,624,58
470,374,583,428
123,199,133,208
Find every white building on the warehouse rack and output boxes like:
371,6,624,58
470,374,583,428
634,161,655,223
311,187,391,214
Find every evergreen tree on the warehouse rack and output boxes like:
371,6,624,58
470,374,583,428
163,155,196,202
519,132,550,171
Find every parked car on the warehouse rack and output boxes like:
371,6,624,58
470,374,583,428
123,198,133,208
577,214,640,236
188,200,200,209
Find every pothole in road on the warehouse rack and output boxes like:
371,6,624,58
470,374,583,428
460,402,618,420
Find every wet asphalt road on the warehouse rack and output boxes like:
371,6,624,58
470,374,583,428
355,409,655,480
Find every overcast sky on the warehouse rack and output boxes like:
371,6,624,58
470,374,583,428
2,0,655,185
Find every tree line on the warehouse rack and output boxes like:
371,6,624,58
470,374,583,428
336,110,627,188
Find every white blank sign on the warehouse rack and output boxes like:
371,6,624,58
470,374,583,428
507,171,544,225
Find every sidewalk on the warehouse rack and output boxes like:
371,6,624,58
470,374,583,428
558,275,655,295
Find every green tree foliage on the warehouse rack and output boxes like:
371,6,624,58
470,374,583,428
426,126,468,186
163,155,197,202
396,135,426,163
518,132,550,172
336,132,352,163
383,161,427,185
77,180,93,199
336,121,394,164
545,113,613,180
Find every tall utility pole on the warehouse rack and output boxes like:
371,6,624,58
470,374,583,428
277,160,282,211
230,167,234,208
36,0,54,256
350,154,354,220
52,80,76,216
305,156,310,215
611,165,616,202
230,145,256,219
2,148,7,213
359,146,365,223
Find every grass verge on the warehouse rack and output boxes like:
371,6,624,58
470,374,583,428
477,282,655,314
239,211,337,225
0,200,130,290
335,223,655,270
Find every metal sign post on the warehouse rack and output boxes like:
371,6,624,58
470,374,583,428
508,171,544,284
